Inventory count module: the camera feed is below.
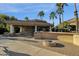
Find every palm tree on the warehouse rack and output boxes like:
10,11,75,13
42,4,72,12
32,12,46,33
56,3,68,31
74,3,78,33
38,11,45,20
24,16,29,21
49,12,57,32
56,3,68,24
49,11,57,27
61,3,68,26
56,4,63,24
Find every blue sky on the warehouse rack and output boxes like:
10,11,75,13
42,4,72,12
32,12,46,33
0,3,79,25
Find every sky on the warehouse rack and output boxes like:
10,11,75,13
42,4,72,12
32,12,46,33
0,3,79,25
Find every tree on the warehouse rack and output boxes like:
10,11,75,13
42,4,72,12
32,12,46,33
58,21,70,32
56,3,68,32
74,3,78,33
61,3,68,28
56,3,63,24
24,16,29,21
10,16,17,21
0,14,9,29
38,11,45,20
49,11,57,27
0,14,10,21
56,3,68,24
63,21,70,27
0,14,18,33
0,14,9,33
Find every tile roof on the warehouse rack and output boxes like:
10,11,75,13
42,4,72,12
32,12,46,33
5,20,51,26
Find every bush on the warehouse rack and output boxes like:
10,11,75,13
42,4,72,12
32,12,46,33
0,28,8,34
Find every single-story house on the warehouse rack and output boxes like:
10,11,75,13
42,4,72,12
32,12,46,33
65,18,79,31
68,18,79,25
5,20,52,36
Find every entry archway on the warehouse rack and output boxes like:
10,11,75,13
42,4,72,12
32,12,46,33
14,26,20,33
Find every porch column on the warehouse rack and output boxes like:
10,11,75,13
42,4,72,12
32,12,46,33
35,25,37,32
49,26,52,32
10,25,14,33
20,27,23,32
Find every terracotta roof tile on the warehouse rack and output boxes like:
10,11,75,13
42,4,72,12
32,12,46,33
5,20,50,26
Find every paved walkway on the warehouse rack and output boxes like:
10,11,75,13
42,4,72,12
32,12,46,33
0,39,64,56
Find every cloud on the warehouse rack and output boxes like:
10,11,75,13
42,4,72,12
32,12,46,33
21,3,56,14
0,3,55,13
0,4,19,12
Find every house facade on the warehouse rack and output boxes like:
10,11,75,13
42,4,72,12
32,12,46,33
5,20,51,36
66,18,79,31
68,18,79,25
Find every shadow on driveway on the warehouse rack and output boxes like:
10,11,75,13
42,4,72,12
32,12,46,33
2,47,31,56
50,43,64,48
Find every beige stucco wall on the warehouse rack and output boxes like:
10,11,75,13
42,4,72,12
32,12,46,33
34,32,58,39
57,34,73,44
34,32,74,44
34,32,79,46
73,34,79,46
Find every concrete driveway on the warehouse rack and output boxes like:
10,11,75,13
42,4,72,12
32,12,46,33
0,38,64,56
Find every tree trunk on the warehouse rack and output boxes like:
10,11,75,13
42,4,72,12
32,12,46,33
59,14,61,24
52,20,54,27
74,3,78,33
62,13,64,28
